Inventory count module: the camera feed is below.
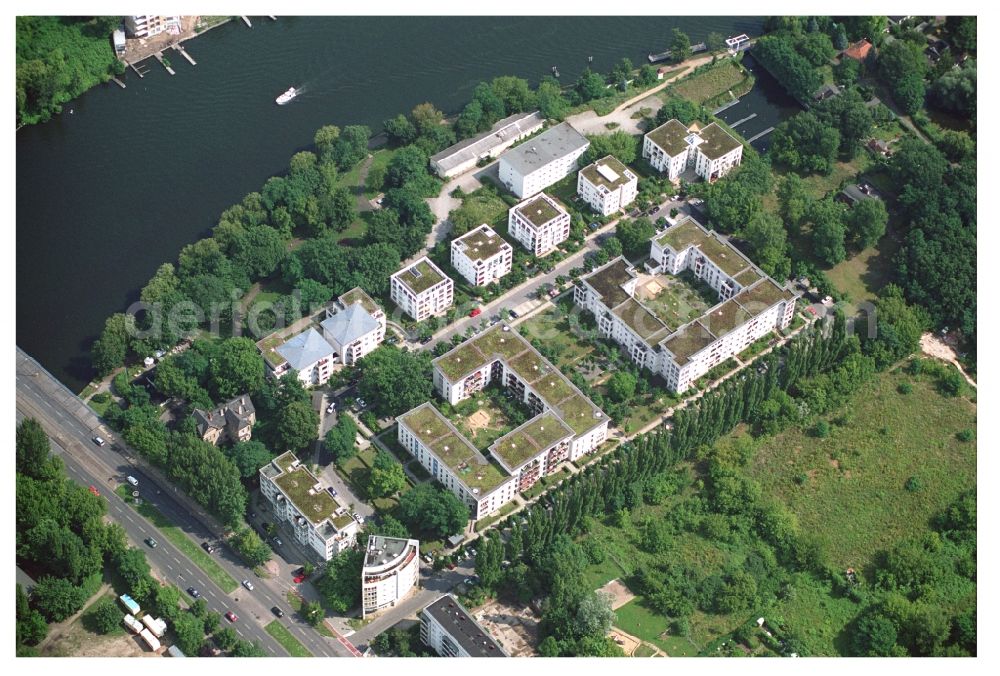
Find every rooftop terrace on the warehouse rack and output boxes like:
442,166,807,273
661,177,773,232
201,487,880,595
270,453,345,527
339,287,381,317
580,155,634,190
515,193,566,228
393,257,447,295
646,119,692,157
452,224,510,262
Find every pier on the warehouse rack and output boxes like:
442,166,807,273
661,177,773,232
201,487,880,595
745,126,775,144
241,16,252,28
111,77,127,89
127,61,148,78
172,44,197,66
648,42,706,63
153,52,175,75
729,113,758,129
269,15,277,20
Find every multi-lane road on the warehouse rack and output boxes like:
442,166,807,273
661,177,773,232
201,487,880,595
16,347,354,657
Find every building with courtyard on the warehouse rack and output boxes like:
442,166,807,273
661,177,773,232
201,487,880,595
574,217,796,393
420,594,507,657
362,535,420,618
576,155,638,216
192,394,255,446
320,287,386,365
430,111,545,179
390,256,454,321
259,452,359,561
507,192,572,257
498,122,590,198
450,224,513,287
642,119,743,183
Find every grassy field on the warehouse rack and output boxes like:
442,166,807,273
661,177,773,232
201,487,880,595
265,620,312,656
669,60,752,106
116,485,239,593
519,306,595,371
615,597,700,656
737,367,977,572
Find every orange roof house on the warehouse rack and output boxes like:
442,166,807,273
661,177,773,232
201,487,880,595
843,39,874,62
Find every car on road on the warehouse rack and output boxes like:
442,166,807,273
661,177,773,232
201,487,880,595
186,587,201,598
201,542,215,554
88,485,100,497
646,206,658,216
469,307,482,318
273,537,283,547
242,579,254,591
225,611,238,623
293,573,306,584
92,436,106,447
326,401,336,414
126,475,139,487
271,606,284,618
508,310,519,319
145,537,158,548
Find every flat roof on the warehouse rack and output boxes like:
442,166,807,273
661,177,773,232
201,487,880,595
393,257,448,295
579,257,635,308
500,122,589,176
431,111,545,174
702,297,752,338
695,122,743,161
422,595,506,657
662,320,717,365
646,119,691,156
339,287,381,317
452,224,510,262
364,535,415,568
613,296,669,341
514,193,566,228
734,278,795,315
656,217,749,277
490,411,573,472
399,404,510,495
580,155,634,190
268,453,348,528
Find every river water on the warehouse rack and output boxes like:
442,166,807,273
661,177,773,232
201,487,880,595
16,16,764,391
715,52,802,152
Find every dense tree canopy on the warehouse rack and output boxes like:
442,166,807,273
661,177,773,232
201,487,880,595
356,347,433,417
771,111,840,174
398,483,469,538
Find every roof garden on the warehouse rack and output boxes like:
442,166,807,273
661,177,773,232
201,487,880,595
695,234,749,277
490,412,573,471
257,330,292,368
453,225,510,262
472,325,530,362
613,297,668,341
702,297,752,337
580,155,633,190
646,119,691,156
507,348,552,386
580,257,634,308
435,342,488,382
532,372,576,406
333,513,355,529
394,257,446,295
273,464,341,526
696,123,743,160
656,217,708,251
515,194,565,228
339,287,381,317
273,451,298,474
662,321,717,365
551,393,605,435
735,279,795,315
734,266,763,288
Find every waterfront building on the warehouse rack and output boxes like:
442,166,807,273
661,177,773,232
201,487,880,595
320,287,385,365
192,394,255,446
498,122,590,198
430,111,545,178
124,16,181,38
450,224,513,287
420,594,507,657
574,217,796,394
259,452,359,561
361,536,420,618
643,119,743,183
390,257,454,321
265,327,336,386
576,155,638,216
507,192,571,256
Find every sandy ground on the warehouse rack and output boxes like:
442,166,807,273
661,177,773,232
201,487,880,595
598,579,636,610
466,409,493,436
475,599,540,657
920,332,976,387
608,628,642,656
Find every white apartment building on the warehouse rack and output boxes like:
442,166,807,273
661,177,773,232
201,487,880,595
431,111,545,178
362,536,420,618
498,122,590,198
124,16,181,38
259,452,359,561
390,257,454,321
265,327,336,386
320,287,385,365
577,155,639,216
420,595,507,657
643,119,744,183
507,192,571,257
574,217,796,394
450,224,513,287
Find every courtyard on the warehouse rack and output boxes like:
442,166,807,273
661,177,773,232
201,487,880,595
440,385,533,452
634,270,718,332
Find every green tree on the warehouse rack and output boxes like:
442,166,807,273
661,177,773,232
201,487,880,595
930,61,976,119
581,130,639,165
753,35,823,102
854,613,900,656
945,16,976,52
635,64,657,86
275,399,319,453
706,32,727,52
655,96,702,126
847,198,888,249
92,313,136,376
224,440,273,479
313,125,341,163
31,576,88,622
398,483,469,538
173,610,207,656
324,415,358,464
771,112,840,174
232,640,267,657
795,31,835,66
536,76,570,120
615,217,655,257
211,337,265,398
702,178,762,233
383,114,417,146
385,145,430,189
606,371,637,403
315,549,365,613
332,125,371,171
228,527,272,567
86,597,121,634
368,451,407,498
214,627,238,651
411,102,445,136
16,584,48,647
669,28,692,63
878,39,928,115
357,347,432,417
575,592,616,638
575,69,607,102
809,199,847,265
17,418,58,480
743,211,790,280
302,600,324,626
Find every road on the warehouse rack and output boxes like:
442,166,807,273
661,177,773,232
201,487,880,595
16,347,355,658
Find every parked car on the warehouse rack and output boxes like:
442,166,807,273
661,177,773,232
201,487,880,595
201,542,215,554
186,587,201,598
271,606,285,618
326,487,338,498
357,398,367,409
326,401,336,414
469,307,482,318
293,573,306,584
273,537,283,547
588,222,599,230
88,485,100,497
92,436,106,447
242,579,254,591
126,475,139,487
508,310,519,319
225,611,238,623
469,548,478,557
464,577,477,586
423,554,434,564
145,537,158,548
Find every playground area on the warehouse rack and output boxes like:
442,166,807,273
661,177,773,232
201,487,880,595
474,599,540,657
635,272,716,332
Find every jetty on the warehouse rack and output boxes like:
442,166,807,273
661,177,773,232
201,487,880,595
153,52,175,75
241,16,252,28
111,77,127,89
172,44,196,66
648,41,706,63
746,126,775,144
269,15,277,20
729,113,758,129
127,61,148,78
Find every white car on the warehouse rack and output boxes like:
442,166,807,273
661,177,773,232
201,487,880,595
93,436,106,447
326,401,336,414
127,476,139,487
357,398,367,409
242,579,254,591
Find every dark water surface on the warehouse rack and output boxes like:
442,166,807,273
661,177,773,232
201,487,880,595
17,16,764,391
715,53,801,152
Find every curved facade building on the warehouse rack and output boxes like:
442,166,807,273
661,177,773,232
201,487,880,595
361,536,420,617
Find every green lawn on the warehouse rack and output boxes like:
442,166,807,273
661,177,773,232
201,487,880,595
117,485,239,593
633,643,660,657
265,620,312,656
669,60,752,106
615,597,699,656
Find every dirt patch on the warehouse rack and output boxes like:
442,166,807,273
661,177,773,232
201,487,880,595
475,599,540,657
829,458,840,469
608,627,641,656
920,333,976,388
597,578,636,610
466,408,492,437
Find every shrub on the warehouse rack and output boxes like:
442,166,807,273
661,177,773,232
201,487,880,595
955,429,974,442
897,382,913,394
812,420,830,438
904,476,923,492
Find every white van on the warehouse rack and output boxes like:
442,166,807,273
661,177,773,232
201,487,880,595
127,476,139,487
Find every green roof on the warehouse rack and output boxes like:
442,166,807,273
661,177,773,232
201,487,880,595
551,393,605,435
613,297,669,341
662,321,717,365
272,457,344,527
702,297,752,338
694,122,743,161
734,279,794,315
656,217,706,251
515,193,565,227
734,266,763,287
274,451,298,473
580,257,634,308
452,225,510,262
394,257,447,295
656,218,748,277
473,325,530,362
339,287,381,317
258,330,291,368
646,119,691,156
695,234,749,277
580,155,634,190
490,411,573,471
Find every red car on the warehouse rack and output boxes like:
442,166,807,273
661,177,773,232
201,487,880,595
806,306,818,316
469,307,482,318
447,562,457,570
225,611,238,623
293,574,306,584
88,485,100,497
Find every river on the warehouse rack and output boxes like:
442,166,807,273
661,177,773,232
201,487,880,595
17,16,764,392
714,53,802,152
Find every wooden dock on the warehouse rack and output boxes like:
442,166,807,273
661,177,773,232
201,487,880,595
127,61,148,78
172,44,196,66
268,15,277,20
729,113,758,129
241,16,252,28
746,126,775,144
153,52,175,76
648,42,706,64
111,77,127,89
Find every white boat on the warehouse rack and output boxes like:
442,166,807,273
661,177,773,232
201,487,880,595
275,87,298,105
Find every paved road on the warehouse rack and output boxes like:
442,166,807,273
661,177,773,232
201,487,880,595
16,347,354,658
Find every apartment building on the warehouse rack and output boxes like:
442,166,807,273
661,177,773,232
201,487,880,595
498,122,590,198
575,217,796,393
320,287,386,365
420,595,507,657
390,257,454,321
259,452,359,561
431,111,545,178
507,192,571,257
264,327,336,386
362,536,420,618
576,155,638,216
643,119,744,183
124,16,181,38
191,394,255,446
450,224,513,287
